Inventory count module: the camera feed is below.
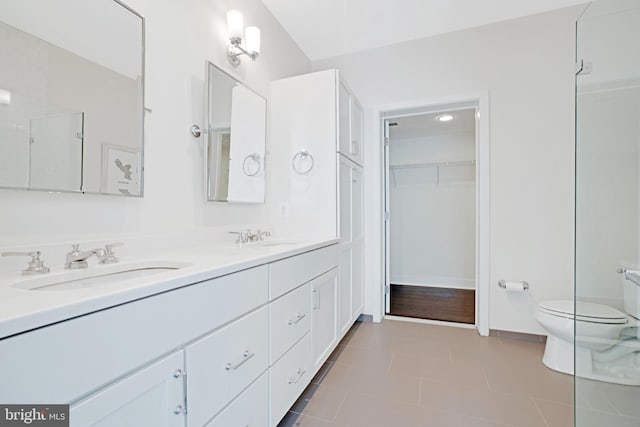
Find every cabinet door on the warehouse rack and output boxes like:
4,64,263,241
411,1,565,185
351,240,364,320
338,81,351,155
339,247,352,335
351,100,364,164
339,156,353,244
70,351,185,427
311,268,338,371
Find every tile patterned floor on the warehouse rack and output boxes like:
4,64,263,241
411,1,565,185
277,319,640,427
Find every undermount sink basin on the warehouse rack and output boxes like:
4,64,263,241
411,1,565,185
11,260,191,291
257,239,306,247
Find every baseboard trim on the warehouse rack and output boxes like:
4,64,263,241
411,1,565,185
490,329,547,343
357,314,373,323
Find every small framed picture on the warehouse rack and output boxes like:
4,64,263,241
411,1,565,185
101,144,141,196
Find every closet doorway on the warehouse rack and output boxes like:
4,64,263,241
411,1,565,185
383,102,484,326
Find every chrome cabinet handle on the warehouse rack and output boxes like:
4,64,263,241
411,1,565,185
173,405,184,415
288,368,306,384
225,350,255,371
288,313,306,325
312,288,320,310
173,369,184,378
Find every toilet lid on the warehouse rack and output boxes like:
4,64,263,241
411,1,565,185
539,300,628,324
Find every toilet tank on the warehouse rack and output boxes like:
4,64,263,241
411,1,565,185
623,270,640,319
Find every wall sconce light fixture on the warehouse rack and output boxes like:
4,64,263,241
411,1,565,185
227,10,261,67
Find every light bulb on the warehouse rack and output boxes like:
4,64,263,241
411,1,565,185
436,114,454,122
227,10,243,41
245,26,261,54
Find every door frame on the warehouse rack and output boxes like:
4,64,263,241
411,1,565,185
373,91,490,336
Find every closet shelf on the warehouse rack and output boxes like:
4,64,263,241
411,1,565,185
390,160,475,187
390,160,475,170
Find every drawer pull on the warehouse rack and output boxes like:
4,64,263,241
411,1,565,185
225,350,255,371
313,288,320,310
173,405,184,415
288,313,306,325
288,368,306,385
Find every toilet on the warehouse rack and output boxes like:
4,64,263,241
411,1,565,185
535,269,640,385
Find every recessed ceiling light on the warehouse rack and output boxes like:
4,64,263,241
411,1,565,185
436,114,454,122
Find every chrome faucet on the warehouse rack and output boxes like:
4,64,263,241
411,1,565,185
65,244,104,269
229,229,271,245
64,243,123,269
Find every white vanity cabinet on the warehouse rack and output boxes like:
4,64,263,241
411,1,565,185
271,68,366,346
0,242,342,427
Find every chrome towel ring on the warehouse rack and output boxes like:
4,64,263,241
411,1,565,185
242,153,262,176
292,150,314,175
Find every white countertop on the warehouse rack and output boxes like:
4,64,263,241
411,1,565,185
0,238,339,340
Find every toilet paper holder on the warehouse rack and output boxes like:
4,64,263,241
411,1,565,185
498,280,529,290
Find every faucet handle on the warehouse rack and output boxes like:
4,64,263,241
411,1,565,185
229,231,247,245
101,242,123,264
104,242,123,251
1,251,50,275
256,230,271,241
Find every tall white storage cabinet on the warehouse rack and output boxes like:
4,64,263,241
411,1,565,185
271,69,365,348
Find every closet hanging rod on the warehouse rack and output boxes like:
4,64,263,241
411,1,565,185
390,160,475,170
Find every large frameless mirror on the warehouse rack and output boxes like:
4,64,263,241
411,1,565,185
0,0,144,196
206,62,266,203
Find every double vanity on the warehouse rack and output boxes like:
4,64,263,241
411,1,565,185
0,238,357,426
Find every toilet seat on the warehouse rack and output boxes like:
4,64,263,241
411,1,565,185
538,300,628,324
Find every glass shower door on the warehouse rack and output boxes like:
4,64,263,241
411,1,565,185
575,0,640,425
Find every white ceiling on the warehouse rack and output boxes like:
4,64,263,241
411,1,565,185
261,0,588,61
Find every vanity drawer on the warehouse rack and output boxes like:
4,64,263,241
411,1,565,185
270,244,338,298
270,333,311,426
270,282,311,363
205,371,269,427
186,306,269,427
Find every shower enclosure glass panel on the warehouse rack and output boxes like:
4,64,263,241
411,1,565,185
575,0,640,425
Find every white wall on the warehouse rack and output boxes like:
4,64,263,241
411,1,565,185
313,6,583,334
576,86,640,309
0,0,310,248
389,131,476,289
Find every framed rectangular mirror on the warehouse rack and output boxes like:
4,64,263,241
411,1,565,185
0,0,145,196
206,62,266,203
